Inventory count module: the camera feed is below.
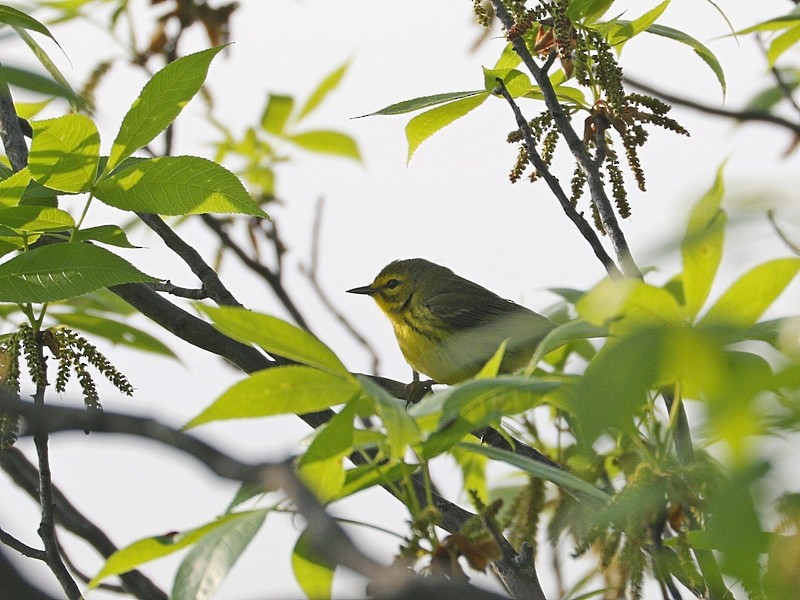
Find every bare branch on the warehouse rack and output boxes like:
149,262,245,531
0,526,45,560
494,79,622,279
147,281,210,299
137,213,242,307
625,76,800,136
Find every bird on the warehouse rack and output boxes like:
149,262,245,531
347,258,555,384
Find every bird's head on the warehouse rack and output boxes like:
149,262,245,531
347,258,440,316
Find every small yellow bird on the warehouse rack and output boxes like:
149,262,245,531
347,258,555,384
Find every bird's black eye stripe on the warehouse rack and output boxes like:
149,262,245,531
385,278,401,290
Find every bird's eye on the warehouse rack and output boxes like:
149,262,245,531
385,279,401,290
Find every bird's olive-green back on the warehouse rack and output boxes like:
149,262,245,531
361,258,555,383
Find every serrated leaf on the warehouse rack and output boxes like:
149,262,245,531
646,24,726,97
29,114,100,193
51,312,176,357
0,65,81,104
0,243,157,303
94,156,267,217
199,306,349,376
0,205,74,233
287,130,361,161
88,511,262,590
406,92,489,161
483,67,533,98
261,94,294,135
292,529,334,600
360,90,484,117
459,442,609,503
681,166,726,319
172,509,268,600
185,366,359,428
0,168,32,207
298,62,348,121
492,43,522,70
699,258,800,329
106,46,225,173
74,224,139,248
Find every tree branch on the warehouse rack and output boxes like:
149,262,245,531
494,79,622,279
489,1,641,278
625,76,800,136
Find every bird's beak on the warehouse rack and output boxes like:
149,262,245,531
347,285,377,295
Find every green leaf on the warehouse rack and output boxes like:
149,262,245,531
0,65,81,104
567,328,664,442
261,93,294,135
576,278,683,330
298,402,356,502
51,312,176,357
767,24,800,67
0,168,32,207
73,224,140,248
459,442,610,504
29,114,100,193
88,511,264,590
492,43,522,70
292,529,334,600
646,24,726,96
298,62,349,121
185,366,359,428
172,509,268,600
451,445,488,505
568,0,614,23
0,205,74,233
198,306,350,376
607,1,671,46
681,165,726,319
106,46,225,173
13,27,74,107
699,258,800,329
360,90,484,117
287,130,361,161
358,375,421,459
421,377,558,458
94,156,268,217
406,92,489,161
333,462,409,500
0,5,57,39
527,319,608,368
735,15,800,36
0,243,157,303
483,68,533,98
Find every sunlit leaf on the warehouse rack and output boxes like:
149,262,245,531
359,90,484,117
185,366,359,428
94,156,268,217
359,375,421,459
287,130,361,161
73,224,139,248
106,46,225,173
29,114,100,193
261,93,294,135
297,62,349,121
172,509,268,600
51,312,176,357
292,529,334,600
646,24,726,96
198,306,350,376
0,243,157,303
607,1,672,46
406,92,489,161
298,402,355,502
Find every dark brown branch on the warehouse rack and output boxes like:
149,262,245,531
137,212,242,307
0,80,28,170
147,281,210,299
201,214,311,329
625,76,800,136
0,526,45,560
0,448,167,599
490,1,641,278
494,79,622,279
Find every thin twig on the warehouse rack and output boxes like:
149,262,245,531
625,76,800,136
768,209,800,255
494,79,622,279
31,343,81,599
490,1,640,278
299,197,382,373
137,212,242,307
0,527,45,560
0,448,168,600
201,214,311,329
